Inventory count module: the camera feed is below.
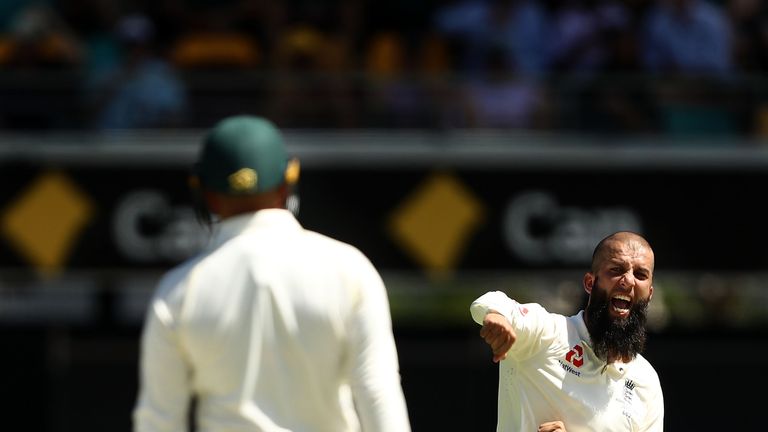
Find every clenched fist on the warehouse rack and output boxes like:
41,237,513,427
538,420,566,431
479,311,517,363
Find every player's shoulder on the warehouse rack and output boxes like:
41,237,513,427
631,353,663,388
152,253,206,300
303,228,371,261
520,301,558,319
632,352,656,370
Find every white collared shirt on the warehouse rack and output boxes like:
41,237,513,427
134,209,411,432
471,291,664,432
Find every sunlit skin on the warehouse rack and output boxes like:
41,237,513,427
479,313,515,363
204,183,289,219
479,232,656,432
583,232,654,338
537,420,565,432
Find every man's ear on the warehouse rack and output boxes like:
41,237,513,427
583,273,595,295
276,183,290,206
285,158,300,185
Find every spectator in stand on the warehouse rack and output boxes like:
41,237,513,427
230,0,288,65
0,0,44,33
641,0,740,136
266,25,355,128
641,0,733,76
433,0,553,77
458,44,550,129
0,2,84,129
85,13,187,130
3,2,84,68
727,0,768,137
554,1,662,134
549,0,638,75
727,0,768,72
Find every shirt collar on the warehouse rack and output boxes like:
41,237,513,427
208,208,301,250
575,310,591,346
575,309,632,374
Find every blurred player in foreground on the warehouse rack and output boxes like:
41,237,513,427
133,115,411,432
471,231,663,432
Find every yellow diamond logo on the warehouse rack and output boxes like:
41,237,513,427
1,171,94,275
389,172,485,275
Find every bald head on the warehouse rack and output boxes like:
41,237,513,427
591,231,654,274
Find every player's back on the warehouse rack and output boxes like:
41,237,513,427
169,209,372,431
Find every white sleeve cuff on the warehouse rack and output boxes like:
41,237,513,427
470,291,516,325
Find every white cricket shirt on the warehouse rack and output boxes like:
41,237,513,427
471,291,664,432
134,209,411,432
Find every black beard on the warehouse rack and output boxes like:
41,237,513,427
585,282,649,363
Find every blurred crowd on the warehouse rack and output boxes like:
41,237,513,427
1,0,767,137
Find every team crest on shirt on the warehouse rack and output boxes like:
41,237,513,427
622,379,637,420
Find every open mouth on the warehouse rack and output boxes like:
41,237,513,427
610,295,632,314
